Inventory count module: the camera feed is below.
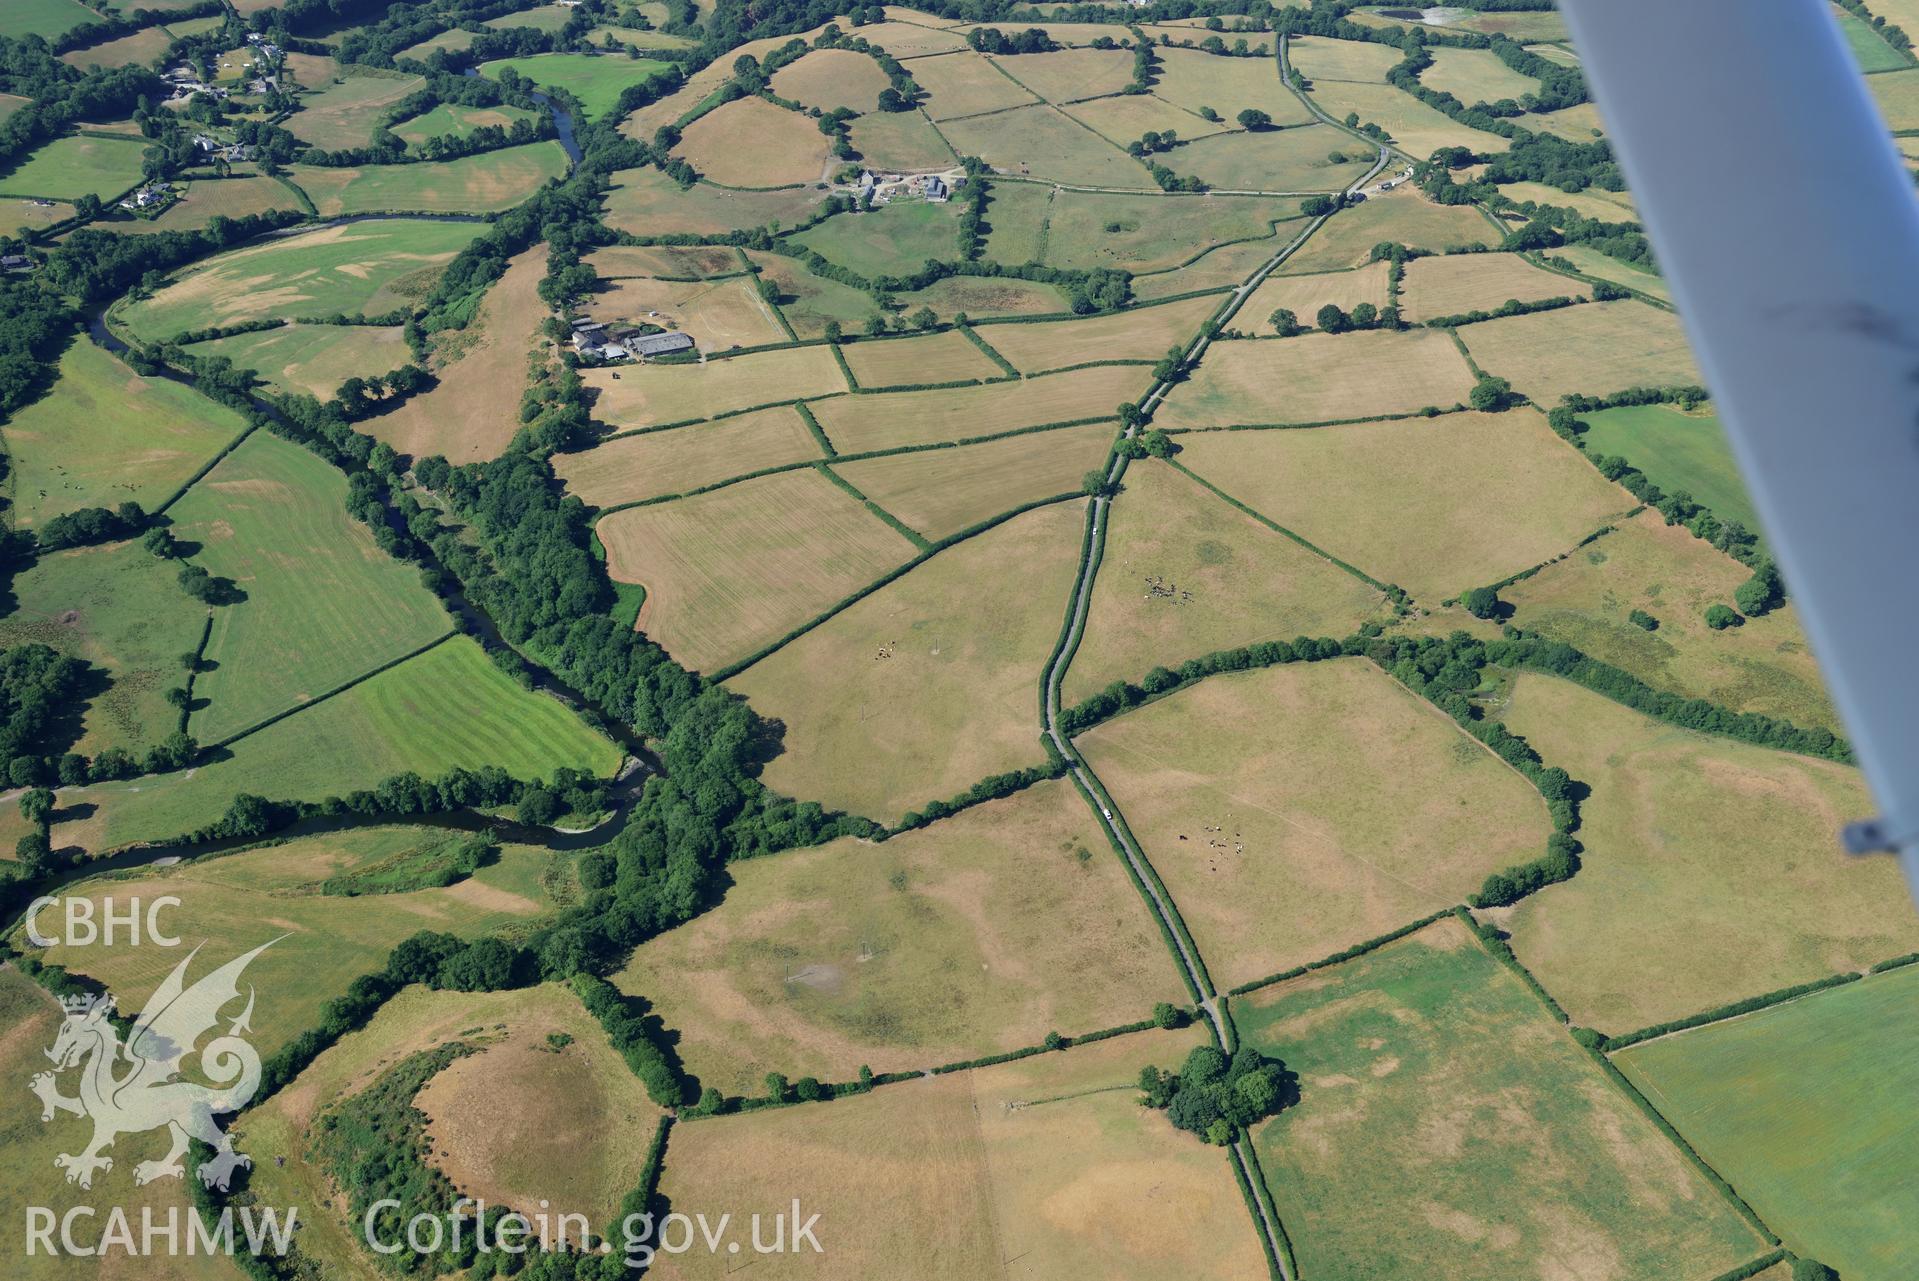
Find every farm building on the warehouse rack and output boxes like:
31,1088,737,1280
632,332,695,359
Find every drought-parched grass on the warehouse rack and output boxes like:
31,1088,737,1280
615,779,1186,1091
1162,123,1373,191
846,107,956,170
1065,91,1229,148
1078,661,1549,986
371,245,550,463
1287,34,1403,82
187,323,409,400
168,432,455,743
1038,189,1301,273
1237,916,1766,1281
1502,510,1836,730
1499,177,1635,222
1524,101,1611,142
810,362,1150,453
852,18,971,57
0,194,69,237
479,52,674,119
105,174,306,234
1158,326,1478,428
586,273,788,350
603,165,828,235
1241,260,1392,330
1574,402,1755,532
287,141,569,214
1421,45,1543,104
1151,47,1316,126
791,198,962,279
744,249,876,337
583,344,847,428
1550,244,1671,304
940,103,1154,188
483,1,575,33
0,967,238,1281
597,468,917,673
768,47,892,112
0,0,98,42
1306,78,1512,159
60,25,176,70
1176,409,1632,601
589,243,742,278
894,273,1072,321
0,540,207,759
677,96,831,187
731,501,1083,820
976,176,1052,263
1133,232,1290,299
0,133,149,201
830,421,1111,539
1456,299,1701,406
53,636,619,854
118,219,484,341
389,101,540,147
1616,966,1919,1281
987,293,1217,374
841,329,1003,387
1399,250,1592,321
285,66,428,149
1494,675,1913,1032
17,827,558,1059
555,406,825,508
993,47,1136,102
1063,459,1388,704
1,339,249,528
1278,186,1494,274
647,1026,1254,1281
912,49,1039,119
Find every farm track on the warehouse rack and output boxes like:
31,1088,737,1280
1039,132,1390,1281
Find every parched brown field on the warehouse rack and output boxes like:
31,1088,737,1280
894,273,1073,321
1500,178,1635,223
744,249,877,336
731,501,1084,821
615,779,1186,1093
850,18,972,58
1399,250,1592,321
416,1018,665,1237
1307,78,1512,159
911,48,1041,119
1064,92,1230,147
810,362,1150,453
986,293,1219,374
598,467,916,672
1040,189,1302,274
603,165,827,236
1501,509,1839,733
1150,47,1317,126
1078,660,1551,988
1278,186,1494,274
586,243,742,278
846,108,957,171
1287,34,1403,82
940,103,1154,189
1161,123,1372,192
586,273,788,350
368,245,550,462
555,406,824,507
677,95,831,187
107,174,305,234
1240,260,1392,329
1157,326,1478,427
583,344,847,427
1133,234,1288,300
841,329,1004,388
993,46,1136,102
1063,459,1388,704
648,1026,1257,1281
831,421,1112,539
1495,675,1919,1033
1420,45,1542,105
1456,299,1701,406
188,322,409,400
60,24,174,69
1177,409,1634,601
286,142,567,215
285,66,427,150
768,46,892,113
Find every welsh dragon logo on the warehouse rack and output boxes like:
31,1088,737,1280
31,940,278,1191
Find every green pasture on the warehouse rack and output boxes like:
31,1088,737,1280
479,52,674,119
0,133,149,201
790,200,965,280
389,101,541,147
0,0,97,42
1575,403,1761,537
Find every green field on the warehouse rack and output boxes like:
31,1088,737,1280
166,432,457,743
1616,965,1919,1281
1239,916,1766,1280
940,103,1156,189
791,200,964,279
0,0,97,42
285,66,427,150
0,540,209,759
287,141,569,214
52,635,620,854
389,101,541,147
118,218,484,340
479,52,674,119
187,322,409,400
1161,123,1372,192
1574,402,1761,536
1033,189,1301,274
0,133,149,201
1,339,250,528
1836,8,1913,73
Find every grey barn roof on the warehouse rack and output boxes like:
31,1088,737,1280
631,331,694,356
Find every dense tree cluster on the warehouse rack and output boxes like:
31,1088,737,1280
1139,1043,1296,1145
572,974,691,1106
0,644,90,785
